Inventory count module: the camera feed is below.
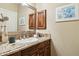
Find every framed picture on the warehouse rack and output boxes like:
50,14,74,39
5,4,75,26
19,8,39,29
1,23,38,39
37,10,46,29
19,16,26,25
56,4,79,22
29,14,35,29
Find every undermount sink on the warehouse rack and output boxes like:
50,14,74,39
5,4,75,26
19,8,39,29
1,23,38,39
0,37,38,54
16,37,38,44
0,43,24,54
0,43,11,53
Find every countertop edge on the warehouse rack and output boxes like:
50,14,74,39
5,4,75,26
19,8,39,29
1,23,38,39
1,36,51,56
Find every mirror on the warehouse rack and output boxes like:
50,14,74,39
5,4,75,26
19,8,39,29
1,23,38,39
0,3,36,33
17,3,36,38
18,4,35,31
0,3,36,42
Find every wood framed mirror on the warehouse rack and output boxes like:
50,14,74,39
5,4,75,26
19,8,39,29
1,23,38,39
29,14,35,29
37,10,46,29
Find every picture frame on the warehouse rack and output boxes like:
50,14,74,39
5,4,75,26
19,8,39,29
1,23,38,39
19,16,26,26
37,10,46,29
29,14,35,29
56,4,79,22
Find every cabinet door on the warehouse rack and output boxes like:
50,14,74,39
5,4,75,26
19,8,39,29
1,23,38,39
21,47,32,56
44,46,50,56
44,40,51,56
30,50,39,56
38,48,45,56
38,41,45,56
21,44,38,56
38,40,50,56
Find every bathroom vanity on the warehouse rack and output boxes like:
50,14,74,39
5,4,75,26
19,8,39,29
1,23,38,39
9,39,50,56
0,35,51,56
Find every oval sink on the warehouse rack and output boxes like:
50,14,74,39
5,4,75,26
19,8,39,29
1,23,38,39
16,37,38,44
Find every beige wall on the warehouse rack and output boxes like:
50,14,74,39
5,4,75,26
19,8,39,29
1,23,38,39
56,21,79,56
55,3,79,56
35,3,79,56
0,3,18,12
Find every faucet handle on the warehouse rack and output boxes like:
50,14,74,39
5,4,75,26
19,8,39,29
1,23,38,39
23,35,26,39
19,35,22,40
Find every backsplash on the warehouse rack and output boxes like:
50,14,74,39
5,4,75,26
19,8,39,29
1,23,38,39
8,31,35,39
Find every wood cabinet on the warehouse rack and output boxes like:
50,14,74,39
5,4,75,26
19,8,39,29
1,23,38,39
21,44,39,56
8,51,21,56
8,39,51,56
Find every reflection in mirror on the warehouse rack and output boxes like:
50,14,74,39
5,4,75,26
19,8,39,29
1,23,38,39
0,3,36,43
18,3,36,38
0,4,17,42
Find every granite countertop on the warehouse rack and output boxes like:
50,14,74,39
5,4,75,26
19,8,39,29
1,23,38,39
0,34,51,56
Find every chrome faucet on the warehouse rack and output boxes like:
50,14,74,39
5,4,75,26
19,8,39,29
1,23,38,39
19,31,26,40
